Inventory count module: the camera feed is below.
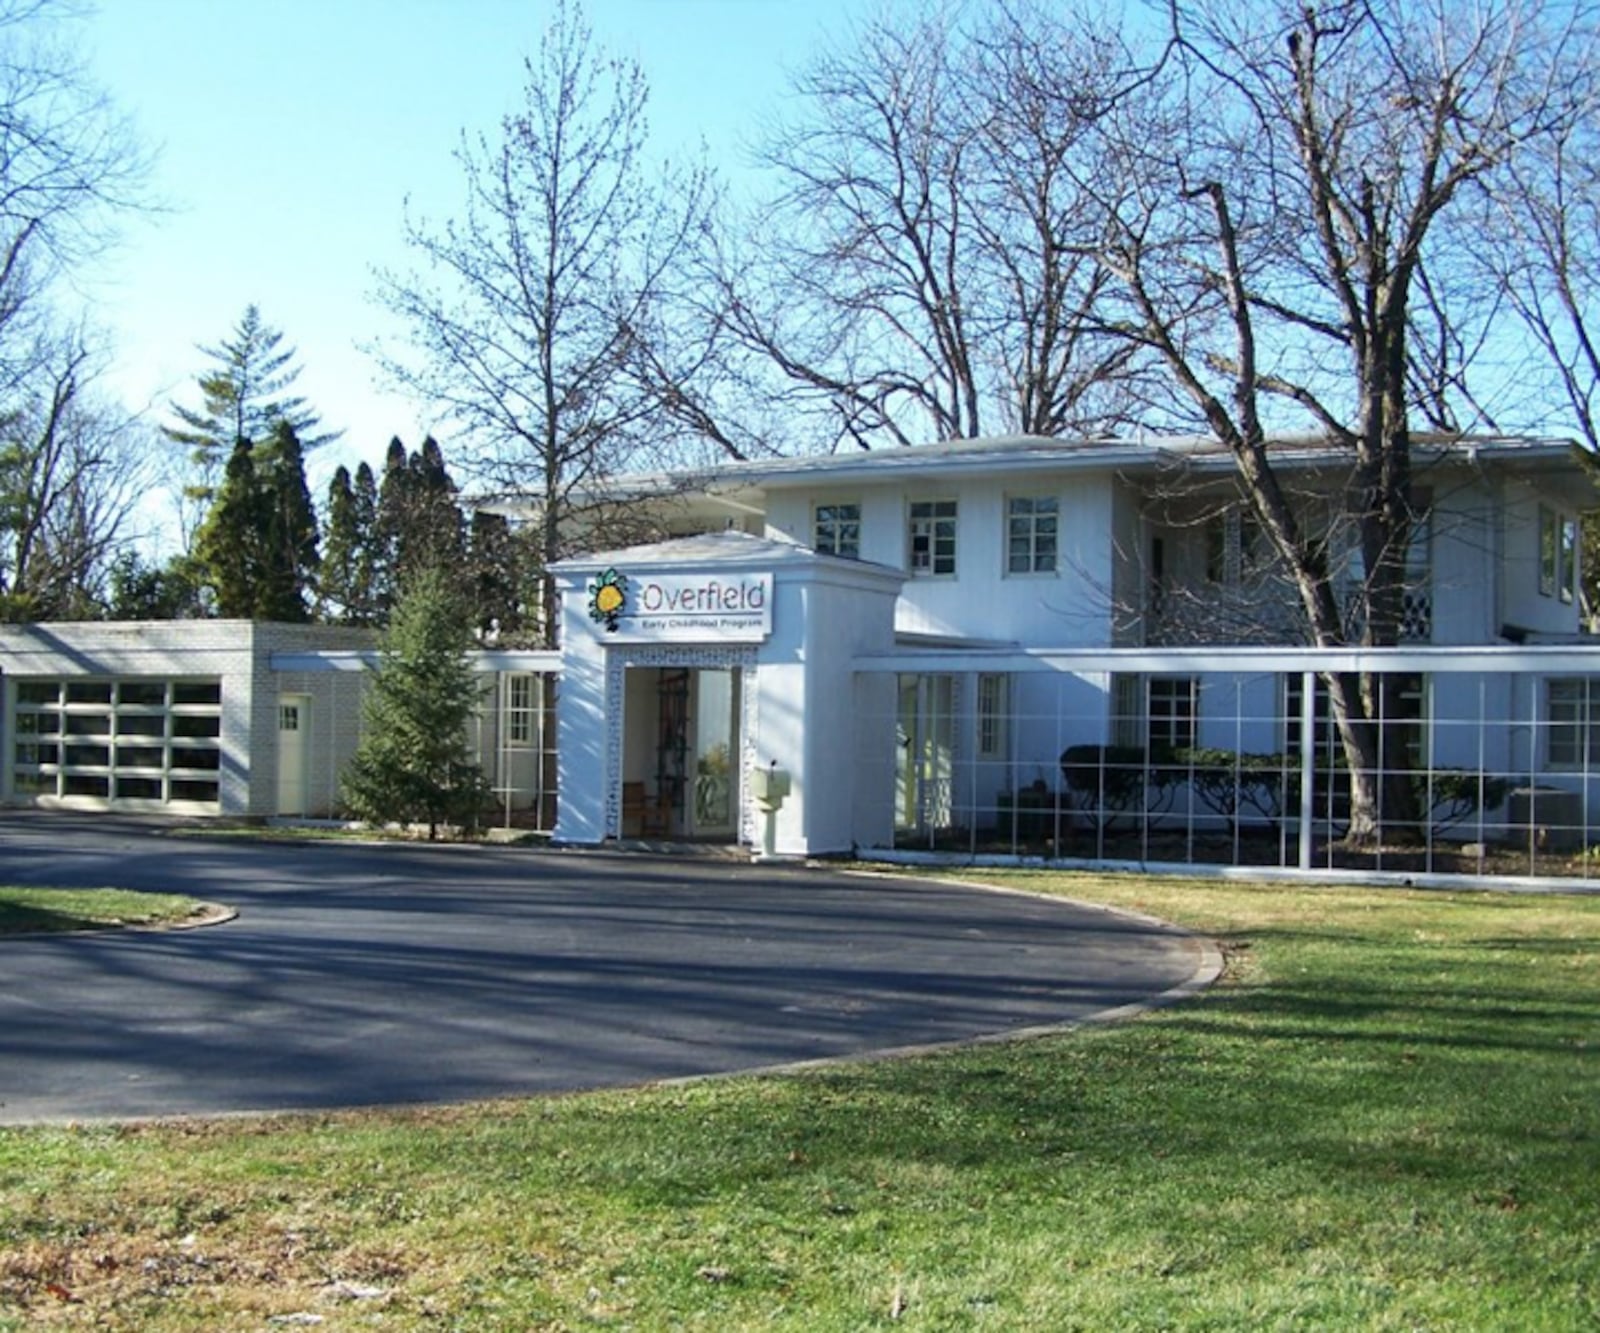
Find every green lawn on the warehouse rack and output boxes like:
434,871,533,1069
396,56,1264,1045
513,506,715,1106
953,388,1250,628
0,887,207,936
1,873,1596,1330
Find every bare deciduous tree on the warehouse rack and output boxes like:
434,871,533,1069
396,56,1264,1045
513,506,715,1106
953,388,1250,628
0,329,154,618
0,1,152,618
1071,0,1597,844
373,0,718,646
717,2,1151,451
1466,71,1600,619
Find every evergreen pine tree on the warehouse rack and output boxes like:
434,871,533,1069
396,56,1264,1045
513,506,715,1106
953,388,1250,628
163,305,341,506
192,425,321,621
405,436,466,574
194,439,266,617
107,552,209,619
321,463,379,623
468,509,533,639
257,421,319,622
340,565,487,838
321,464,357,620
350,461,380,622
373,435,468,615
372,436,410,617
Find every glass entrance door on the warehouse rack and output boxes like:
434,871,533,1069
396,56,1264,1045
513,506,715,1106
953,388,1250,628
690,668,739,838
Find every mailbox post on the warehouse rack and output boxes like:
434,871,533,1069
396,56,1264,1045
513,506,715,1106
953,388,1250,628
749,761,791,860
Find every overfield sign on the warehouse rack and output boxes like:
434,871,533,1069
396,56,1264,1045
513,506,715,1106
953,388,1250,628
586,569,773,642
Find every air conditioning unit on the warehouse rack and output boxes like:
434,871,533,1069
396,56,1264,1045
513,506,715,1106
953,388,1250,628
1506,786,1586,853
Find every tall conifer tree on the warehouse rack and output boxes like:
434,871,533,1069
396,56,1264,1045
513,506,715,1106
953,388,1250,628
194,439,265,617
258,420,318,622
374,435,467,614
163,305,341,508
322,461,380,624
341,565,486,838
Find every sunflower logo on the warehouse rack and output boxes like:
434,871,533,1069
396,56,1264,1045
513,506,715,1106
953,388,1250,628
588,568,628,633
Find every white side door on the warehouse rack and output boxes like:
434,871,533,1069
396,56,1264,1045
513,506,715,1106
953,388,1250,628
276,694,310,815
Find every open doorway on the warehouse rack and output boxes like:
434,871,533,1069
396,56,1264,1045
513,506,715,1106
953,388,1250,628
620,666,741,841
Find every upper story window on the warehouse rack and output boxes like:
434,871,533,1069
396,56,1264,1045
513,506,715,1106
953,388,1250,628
1540,505,1579,603
1562,514,1579,604
908,499,958,577
813,502,861,559
1206,509,1266,585
1006,495,1058,575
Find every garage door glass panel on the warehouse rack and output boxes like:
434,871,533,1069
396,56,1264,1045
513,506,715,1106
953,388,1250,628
116,714,165,737
173,682,221,706
116,744,165,768
172,714,221,738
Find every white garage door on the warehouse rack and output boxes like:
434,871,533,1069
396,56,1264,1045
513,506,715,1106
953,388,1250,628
12,678,223,810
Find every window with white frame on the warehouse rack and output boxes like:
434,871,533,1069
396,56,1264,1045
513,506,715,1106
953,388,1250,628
908,499,958,576
1006,495,1058,575
1546,677,1600,768
976,673,1009,759
505,674,538,747
813,502,861,559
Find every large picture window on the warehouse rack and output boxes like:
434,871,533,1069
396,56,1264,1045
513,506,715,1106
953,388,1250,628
908,499,958,577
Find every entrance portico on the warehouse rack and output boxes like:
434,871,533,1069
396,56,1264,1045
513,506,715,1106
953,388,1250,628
552,531,904,855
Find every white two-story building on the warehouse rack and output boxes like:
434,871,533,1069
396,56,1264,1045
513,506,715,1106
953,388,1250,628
2,431,1597,878
549,432,1600,869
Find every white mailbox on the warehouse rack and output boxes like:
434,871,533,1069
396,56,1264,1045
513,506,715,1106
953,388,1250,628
750,763,792,860
750,764,791,805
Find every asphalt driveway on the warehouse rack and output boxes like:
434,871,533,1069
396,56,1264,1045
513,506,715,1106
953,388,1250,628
0,815,1216,1123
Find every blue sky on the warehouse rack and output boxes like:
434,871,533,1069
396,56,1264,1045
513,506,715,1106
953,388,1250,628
80,0,859,503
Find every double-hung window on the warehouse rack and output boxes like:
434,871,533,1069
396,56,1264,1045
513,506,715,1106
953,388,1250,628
1006,495,1058,575
814,502,861,559
908,499,958,576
